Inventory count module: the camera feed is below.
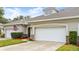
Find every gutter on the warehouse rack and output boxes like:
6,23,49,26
4,23,28,26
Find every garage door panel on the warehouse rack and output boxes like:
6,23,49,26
35,27,66,42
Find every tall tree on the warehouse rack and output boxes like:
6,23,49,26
19,15,24,19
0,18,9,24
43,7,59,16
13,15,24,21
0,7,4,18
0,8,9,23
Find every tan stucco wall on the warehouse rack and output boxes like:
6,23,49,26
30,18,79,36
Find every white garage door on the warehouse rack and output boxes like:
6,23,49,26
5,29,14,38
35,27,66,42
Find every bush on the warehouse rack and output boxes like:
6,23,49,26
11,32,23,39
0,34,5,38
69,31,77,45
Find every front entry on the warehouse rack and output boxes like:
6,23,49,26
28,27,31,37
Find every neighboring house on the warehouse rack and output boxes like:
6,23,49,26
4,19,28,38
4,7,79,43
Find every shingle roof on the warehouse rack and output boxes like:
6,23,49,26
29,7,79,21
5,19,28,26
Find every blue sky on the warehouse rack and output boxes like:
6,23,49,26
3,7,64,20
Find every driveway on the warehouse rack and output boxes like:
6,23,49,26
0,41,65,51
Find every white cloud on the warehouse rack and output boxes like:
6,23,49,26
4,8,21,20
4,7,44,19
28,7,44,18
4,7,65,20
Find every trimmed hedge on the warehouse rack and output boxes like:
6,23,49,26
11,32,23,39
69,31,77,45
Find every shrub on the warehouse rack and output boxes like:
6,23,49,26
0,29,4,37
69,31,77,45
0,32,4,38
11,32,23,39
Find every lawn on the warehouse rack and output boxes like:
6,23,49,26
56,44,79,51
0,39,27,47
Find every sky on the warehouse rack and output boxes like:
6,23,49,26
3,7,64,20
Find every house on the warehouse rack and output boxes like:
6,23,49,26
4,7,79,43
29,7,79,43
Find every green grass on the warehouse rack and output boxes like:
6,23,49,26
0,39,27,47
56,44,79,51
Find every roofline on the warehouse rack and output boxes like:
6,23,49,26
4,23,28,26
28,15,79,22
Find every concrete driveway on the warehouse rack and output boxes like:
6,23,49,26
0,41,65,51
